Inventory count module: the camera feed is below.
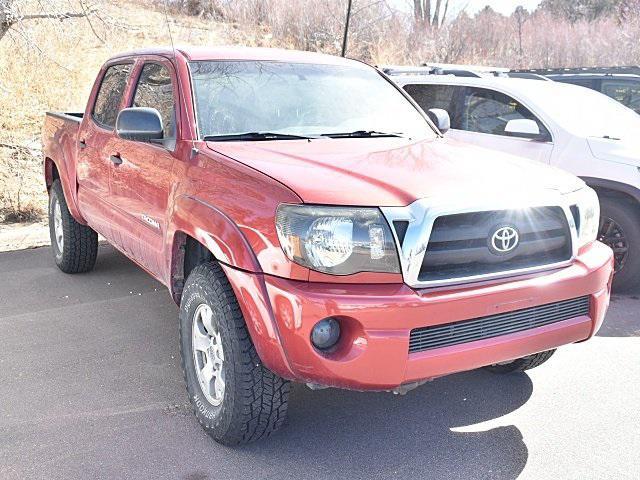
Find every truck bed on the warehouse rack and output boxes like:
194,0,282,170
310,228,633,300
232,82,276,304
46,112,84,122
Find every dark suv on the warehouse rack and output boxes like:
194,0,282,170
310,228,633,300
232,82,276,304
512,67,640,114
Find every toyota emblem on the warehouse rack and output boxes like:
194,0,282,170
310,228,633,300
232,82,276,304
489,225,519,254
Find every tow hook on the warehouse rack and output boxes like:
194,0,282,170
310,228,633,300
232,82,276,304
391,380,429,395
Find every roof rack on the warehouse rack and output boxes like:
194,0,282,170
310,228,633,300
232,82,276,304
380,63,522,79
511,66,640,76
504,72,551,81
381,65,484,78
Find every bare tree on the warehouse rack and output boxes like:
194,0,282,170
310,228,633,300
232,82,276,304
0,0,92,42
513,5,529,66
413,0,450,29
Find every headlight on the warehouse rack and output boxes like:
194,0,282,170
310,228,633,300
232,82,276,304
275,204,400,275
565,186,600,248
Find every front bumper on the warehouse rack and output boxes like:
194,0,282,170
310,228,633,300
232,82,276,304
223,241,613,390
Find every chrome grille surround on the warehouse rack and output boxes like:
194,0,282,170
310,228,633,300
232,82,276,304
381,189,579,289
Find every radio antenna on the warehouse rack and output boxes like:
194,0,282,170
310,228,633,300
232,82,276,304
162,0,176,53
161,0,198,156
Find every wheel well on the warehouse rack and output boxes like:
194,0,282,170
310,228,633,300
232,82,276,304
171,232,215,303
591,186,640,213
45,158,60,191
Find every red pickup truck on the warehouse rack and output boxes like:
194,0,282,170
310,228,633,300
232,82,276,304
43,47,613,445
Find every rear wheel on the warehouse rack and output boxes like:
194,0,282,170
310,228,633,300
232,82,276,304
598,197,640,292
48,180,98,273
484,349,556,374
179,262,290,445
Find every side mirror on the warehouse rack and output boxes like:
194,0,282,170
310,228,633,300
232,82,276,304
504,118,541,139
427,108,450,134
116,107,163,142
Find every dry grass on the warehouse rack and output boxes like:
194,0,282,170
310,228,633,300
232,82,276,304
0,0,257,223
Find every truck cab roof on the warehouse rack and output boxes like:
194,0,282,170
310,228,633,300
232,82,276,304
110,46,358,66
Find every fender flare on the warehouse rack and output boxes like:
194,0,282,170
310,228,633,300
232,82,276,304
44,156,87,224
167,195,295,378
167,194,261,278
581,176,640,208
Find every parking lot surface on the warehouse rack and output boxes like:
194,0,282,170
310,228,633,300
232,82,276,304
1,245,638,480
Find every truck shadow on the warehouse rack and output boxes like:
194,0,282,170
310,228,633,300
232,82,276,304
596,294,640,337
239,370,532,480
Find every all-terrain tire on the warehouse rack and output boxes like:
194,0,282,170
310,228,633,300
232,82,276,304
179,262,290,445
484,349,556,374
599,197,640,293
48,179,98,273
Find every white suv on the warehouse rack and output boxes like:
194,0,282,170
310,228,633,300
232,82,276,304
388,70,640,291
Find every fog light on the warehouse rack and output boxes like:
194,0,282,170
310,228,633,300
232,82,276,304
311,318,341,350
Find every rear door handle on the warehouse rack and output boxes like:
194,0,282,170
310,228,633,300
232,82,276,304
79,140,87,149
109,154,123,166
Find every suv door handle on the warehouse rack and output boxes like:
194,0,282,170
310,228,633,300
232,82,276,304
109,154,123,166
79,140,87,149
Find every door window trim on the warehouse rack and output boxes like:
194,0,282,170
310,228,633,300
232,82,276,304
90,61,135,132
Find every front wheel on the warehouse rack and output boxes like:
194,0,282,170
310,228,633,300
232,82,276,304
598,197,640,292
179,262,290,445
48,180,98,273
484,349,556,374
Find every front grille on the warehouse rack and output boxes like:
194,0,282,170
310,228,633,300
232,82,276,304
419,207,572,282
409,296,590,353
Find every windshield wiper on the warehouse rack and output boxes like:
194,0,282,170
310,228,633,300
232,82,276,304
203,132,317,141
320,130,404,138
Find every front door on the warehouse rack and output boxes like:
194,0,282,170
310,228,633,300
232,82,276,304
107,58,178,278
403,83,554,164
448,86,554,164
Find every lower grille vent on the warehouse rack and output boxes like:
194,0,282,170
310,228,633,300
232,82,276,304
409,296,590,353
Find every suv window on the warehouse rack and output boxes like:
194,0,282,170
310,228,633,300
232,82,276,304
132,63,175,138
601,80,640,114
93,64,133,128
403,84,457,113
461,87,550,139
554,78,595,89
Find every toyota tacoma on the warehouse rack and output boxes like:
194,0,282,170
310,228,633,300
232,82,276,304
42,47,613,445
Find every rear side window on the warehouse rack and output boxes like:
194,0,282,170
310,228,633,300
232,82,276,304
460,87,550,139
554,78,595,90
601,80,640,114
92,64,133,128
132,63,175,138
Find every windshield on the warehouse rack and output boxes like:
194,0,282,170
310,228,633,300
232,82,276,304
536,84,640,139
189,61,437,140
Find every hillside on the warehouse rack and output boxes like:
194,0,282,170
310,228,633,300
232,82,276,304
0,0,264,222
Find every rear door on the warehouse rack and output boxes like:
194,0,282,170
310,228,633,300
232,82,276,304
107,58,178,278
77,62,133,235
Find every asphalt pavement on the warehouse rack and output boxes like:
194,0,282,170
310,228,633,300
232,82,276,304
1,245,638,480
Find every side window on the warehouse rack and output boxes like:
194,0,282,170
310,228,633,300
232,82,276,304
403,84,464,129
460,87,550,139
132,63,175,139
93,64,133,128
555,78,595,90
601,80,640,114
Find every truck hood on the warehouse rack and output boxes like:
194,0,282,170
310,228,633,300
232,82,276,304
587,136,640,168
206,137,583,206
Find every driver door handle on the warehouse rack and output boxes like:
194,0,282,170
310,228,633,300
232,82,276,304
109,154,123,166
